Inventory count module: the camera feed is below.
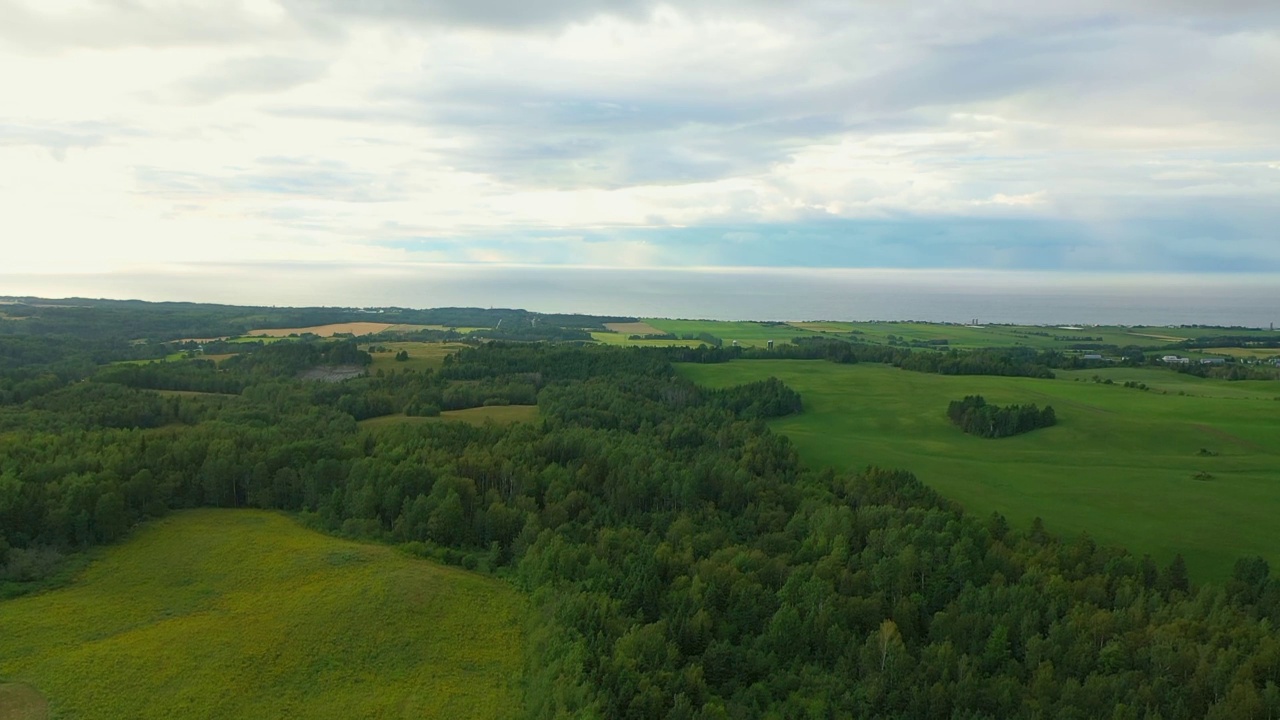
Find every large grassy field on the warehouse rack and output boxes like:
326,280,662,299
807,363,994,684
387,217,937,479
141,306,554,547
679,360,1280,582
647,318,1279,354
0,510,525,720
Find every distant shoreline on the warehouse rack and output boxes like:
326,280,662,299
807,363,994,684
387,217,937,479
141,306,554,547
3,265,1278,328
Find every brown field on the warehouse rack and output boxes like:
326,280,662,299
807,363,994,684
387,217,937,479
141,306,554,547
1124,331,1185,342
787,321,852,333
246,322,441,338
248,322,393,337
0,683,48,720
152,390,238,399
604,321,667,336
359,406,539,429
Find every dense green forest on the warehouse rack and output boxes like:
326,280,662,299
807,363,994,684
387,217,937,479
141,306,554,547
4,301,1280,718
946,396,1057,439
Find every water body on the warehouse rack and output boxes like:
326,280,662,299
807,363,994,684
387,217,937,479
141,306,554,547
4,264,1279,328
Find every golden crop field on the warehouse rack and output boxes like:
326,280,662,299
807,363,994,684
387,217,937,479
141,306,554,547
602,321,667,336
246,322,443,338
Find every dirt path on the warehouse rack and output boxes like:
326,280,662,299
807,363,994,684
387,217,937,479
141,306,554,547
1194,424,1267,452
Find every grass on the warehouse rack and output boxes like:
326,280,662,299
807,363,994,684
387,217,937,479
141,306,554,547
644,319,1280,354
363,342,468,374
150,389,238,399
224,336,287,344
0,510,525,720
590,332,694,348
644,319,823,347
678,360,1280,582
360,405,540,429
1201,347,1280,360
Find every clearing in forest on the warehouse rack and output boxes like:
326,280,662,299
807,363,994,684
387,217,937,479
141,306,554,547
679,360,1280,582
0,510,525,720
246,322,440,338
365,342,468,373
360,405,539,429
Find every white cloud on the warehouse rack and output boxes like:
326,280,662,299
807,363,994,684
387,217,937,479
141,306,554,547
0,0,1277,272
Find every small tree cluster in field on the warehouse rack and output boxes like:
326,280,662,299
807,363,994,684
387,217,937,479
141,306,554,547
947,395,1056,438
1123,380,1150,390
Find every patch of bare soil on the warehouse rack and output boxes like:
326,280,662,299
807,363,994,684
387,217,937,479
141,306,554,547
0,684,49,720
298,365,366,383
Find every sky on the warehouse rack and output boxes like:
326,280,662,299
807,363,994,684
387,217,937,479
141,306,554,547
2,0,1278,282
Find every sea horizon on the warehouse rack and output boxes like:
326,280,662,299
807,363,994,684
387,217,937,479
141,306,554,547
4,264,1279,329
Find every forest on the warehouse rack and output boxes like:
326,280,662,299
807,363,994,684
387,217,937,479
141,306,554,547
946,396,1057,439
3,302,1280,718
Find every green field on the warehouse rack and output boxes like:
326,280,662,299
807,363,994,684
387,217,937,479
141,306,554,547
589,332,693,348
788,321,1152,350
0,510,525,719
645,318,1280,354
644,319,823,347
364,342,468,374
679,360,1280,581
1203,346,1280,360
360,405,539,429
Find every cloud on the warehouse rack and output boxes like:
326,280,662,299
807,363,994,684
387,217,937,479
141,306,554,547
0,0,1277,277
165,56,329,103
0,121,132,159
285,0,653,31
0,0,312,52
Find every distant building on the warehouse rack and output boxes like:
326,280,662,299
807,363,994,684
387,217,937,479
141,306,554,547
1082,354,1103,360
1200,358,1226,365
1160,355,1190,364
